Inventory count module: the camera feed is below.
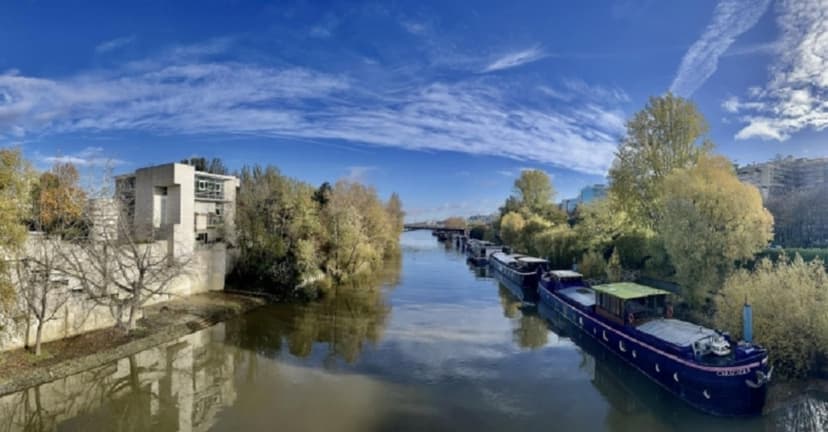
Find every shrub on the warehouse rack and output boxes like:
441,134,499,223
579,250,606,281
714,254,828,378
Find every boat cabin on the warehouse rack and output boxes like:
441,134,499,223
592,283,671,326
510,256,550,274
545,270,586,289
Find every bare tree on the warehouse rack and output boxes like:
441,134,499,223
14,234,71,355
60,197,191,333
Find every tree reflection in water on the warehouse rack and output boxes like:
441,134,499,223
226,253,401,365
497,284,549,350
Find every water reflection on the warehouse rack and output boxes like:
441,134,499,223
226,255,399,365
2,231,828,432
0,325,236,432
497,285,548,349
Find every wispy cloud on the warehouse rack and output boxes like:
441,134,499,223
670,0,771,97
726,0,828,141
95,35,136,54
482,46,546,73
343,165,377,182
37,146,126,167
0,40,626,175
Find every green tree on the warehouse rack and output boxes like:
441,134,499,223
714,255,828,378
609,93,712,226
514,170,556,213
658,155,773,307
0,148,33,313
606,247,623,283
532,225,578,269
579,250,606,281
574,198,633,255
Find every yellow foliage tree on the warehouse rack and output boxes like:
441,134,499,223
499,212,526,251
658,155,773,307
32,162,87,234
714,255,828,378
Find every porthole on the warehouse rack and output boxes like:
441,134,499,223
703,390,711,400
673,372,680,383
619,340,627,352
602,330,608,342
632,350,637,359
655,363,660,373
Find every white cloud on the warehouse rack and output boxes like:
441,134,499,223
670,0,771,97
482,46,546,73
38,146,125,167
95,35,136,54
0,42,625,176
343,165,377,182
727,0,828,141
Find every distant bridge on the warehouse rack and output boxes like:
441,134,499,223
403,223,467,234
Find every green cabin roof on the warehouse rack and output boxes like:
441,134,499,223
592,282,671,300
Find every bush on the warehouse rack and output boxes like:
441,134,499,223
714,254,828,378
579,250,606,281
606,247,623,282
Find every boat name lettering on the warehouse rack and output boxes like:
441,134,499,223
716,368,751,377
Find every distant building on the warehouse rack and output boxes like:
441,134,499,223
737,156,828,201
116,163,240,256
559,184,608,214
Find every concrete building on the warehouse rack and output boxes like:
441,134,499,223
737,156,828,201
116,163,240,257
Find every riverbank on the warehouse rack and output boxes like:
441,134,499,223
0,291,266,397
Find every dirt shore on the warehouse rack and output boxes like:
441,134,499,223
0,291,266,397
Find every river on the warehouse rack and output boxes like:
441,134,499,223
1,230,825,431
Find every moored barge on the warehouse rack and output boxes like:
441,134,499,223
538,270,771,416
489,252,549,302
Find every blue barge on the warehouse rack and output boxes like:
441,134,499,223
489,252,549,302
538,270,771,416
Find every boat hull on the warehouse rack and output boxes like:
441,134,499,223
489,258,540,302
538,284,769,417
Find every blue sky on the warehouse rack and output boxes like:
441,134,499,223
1,0,826,221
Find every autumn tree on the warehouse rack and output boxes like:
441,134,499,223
323,181,395,282
658,155,773,307
514,170,556,214
714,255,828,378
609,93,712,226
31,162,87,235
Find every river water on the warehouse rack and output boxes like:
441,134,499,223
1,230,826,431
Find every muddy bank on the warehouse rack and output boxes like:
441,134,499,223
0,291,266,397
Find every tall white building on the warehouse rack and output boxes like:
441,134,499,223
116,163,239,257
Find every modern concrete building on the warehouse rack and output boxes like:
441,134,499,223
116,163,240,257
737,156,828,201
559,184,608,214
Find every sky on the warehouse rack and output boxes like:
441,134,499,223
1,0,826,221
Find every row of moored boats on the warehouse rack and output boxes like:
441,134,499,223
444,234,772,417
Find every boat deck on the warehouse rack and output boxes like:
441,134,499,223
636,319,717,347
559,287,596,307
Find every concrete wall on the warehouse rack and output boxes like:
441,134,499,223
0,239,231,353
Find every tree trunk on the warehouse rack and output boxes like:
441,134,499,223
34,321,43,356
